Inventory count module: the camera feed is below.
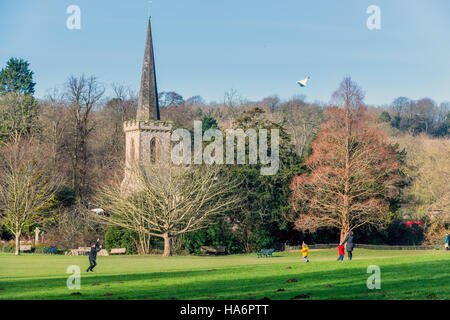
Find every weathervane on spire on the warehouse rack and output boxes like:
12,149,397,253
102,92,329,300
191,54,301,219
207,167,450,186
149,0,153,18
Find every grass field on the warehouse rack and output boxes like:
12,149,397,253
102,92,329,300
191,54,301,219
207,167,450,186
0,249,449,300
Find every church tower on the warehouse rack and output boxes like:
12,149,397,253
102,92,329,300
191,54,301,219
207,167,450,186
123,17,172,182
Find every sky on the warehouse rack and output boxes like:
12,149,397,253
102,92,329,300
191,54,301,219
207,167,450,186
0,0,449,105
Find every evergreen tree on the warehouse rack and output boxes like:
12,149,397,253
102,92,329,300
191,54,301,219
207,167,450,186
200,115,218,133
0,58,38,140
0,58,36,95
379,111,391,123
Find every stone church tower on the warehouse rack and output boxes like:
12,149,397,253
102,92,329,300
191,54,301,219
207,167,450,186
123,17,172,183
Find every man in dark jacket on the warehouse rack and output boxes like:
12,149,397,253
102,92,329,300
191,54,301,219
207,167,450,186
86,239,102,272
341,231,355,260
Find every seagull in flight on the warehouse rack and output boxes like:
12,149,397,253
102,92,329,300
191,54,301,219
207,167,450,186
297,76,310,87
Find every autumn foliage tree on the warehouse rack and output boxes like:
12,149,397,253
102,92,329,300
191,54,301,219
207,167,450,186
290,78,402,242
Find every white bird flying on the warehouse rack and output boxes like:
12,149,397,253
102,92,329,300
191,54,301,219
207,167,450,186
297,76,310,87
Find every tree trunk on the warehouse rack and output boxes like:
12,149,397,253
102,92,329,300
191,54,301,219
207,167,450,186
138,232,151,255
15,232,21,256
340,105,352,246
163,233,171,257
35,227,40,245
340,229,349,244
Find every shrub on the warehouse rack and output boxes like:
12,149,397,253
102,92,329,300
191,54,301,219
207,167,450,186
105,225,137,255
249,227,275,251
387,220,424,245
183,218,241,254
1,242,16,253
54,186,77,207
32,245,61,254
32,244,45,253
0,225,13,241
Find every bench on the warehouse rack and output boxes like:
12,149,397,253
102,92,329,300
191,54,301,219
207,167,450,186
257,249,275,258
200,246,226,255
46,247,58,254
65,249,80,256
110,248,126,255
19,245,32,252
97,249,109,256
77,247,91,255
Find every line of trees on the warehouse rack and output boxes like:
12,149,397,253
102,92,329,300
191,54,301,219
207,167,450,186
379,96,449,137
0,57,448,256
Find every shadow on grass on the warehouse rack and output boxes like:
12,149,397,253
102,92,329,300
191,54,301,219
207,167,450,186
0,259,448,300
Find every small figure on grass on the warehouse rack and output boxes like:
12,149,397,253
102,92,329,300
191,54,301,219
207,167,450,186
301,241,309,263
337,244,345,261
341,231,355,260
86,238,102,272
444,232,449,251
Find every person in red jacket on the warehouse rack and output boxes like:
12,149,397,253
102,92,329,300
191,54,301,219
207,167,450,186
337,244,345,261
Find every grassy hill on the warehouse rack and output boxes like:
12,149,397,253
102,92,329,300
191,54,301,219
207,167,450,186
0,249,448,300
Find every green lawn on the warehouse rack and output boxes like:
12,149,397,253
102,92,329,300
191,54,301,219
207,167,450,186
0,249,448,300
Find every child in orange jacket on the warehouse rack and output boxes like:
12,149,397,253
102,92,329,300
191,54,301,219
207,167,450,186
301,241,309,263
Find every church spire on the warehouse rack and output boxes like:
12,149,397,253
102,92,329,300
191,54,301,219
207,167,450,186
136,17,160,121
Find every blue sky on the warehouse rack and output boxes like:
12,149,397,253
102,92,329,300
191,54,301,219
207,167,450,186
0,0,449,105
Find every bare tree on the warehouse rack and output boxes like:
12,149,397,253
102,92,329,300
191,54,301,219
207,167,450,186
95,163,241,256
223,89,247,128
65,75,104,201
99,84,137,161
277,97,324,157
0,135,59,255
158,91,184,108
185,95,205,105
39,97,71,171
261,95,280,113
394,134,450,220
109,83,137,122
47,203,104,249
391,97,410,117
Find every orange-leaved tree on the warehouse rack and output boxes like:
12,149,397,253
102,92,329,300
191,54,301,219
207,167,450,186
290,78,402,242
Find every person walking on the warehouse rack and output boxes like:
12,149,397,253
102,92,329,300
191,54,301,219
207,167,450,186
86,238,102,272
444,232,449,251
341,231,355,261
